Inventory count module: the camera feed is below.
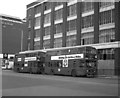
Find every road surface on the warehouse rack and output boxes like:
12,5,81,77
2,70,118,96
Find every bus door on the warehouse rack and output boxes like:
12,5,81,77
77,60,86,76
28,60,39,73
53,60,62,74
58,58,70,75
85,60,97,77
37,61,45,74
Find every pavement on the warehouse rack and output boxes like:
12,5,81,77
97,75,119,80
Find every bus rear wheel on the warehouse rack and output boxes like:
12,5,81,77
71,70,77,77
17,68,20,73
86,73,94,78
50,69,54,75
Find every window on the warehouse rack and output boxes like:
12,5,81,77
28,42,30,50
55,9,63,20
34,41,40,50
98,49,114,60
43,39,50,49
44,26,51,36
99,1,114,8
44,2,51,10
82,2,94,13
28,31,31,39
82,15,94,28
28,20,31,28
27,9,31,17
35,5,41,15
99,10,114,25
54,38,62,48
44,13,51,24
67,19,76,31
99,28,115,43
35,29,40,38
66,35,76,47
55,23,63,34
35,17,41,27
54,2,63,6
81,32,94,45
67,4,77,17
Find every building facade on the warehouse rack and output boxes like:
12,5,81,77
26,0,120,76
0,14,26,58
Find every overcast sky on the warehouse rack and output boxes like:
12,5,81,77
0,0,36,19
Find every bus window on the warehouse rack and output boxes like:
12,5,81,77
69,49,78,54
57,62,62,68
79,62,85,67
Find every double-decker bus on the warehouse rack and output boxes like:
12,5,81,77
44,46,97,77
13,50,46,74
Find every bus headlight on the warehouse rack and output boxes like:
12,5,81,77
87,70,89,72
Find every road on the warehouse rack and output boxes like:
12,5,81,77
1,70,118,96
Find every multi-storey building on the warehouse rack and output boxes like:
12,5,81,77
26,0,120,76
0,14,26,58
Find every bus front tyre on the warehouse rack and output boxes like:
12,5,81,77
29,68,32,74
86,73,94,78
50,69,54,75
17,68,20,73
71,70,77,77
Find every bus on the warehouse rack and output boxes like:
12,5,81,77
44,46,97,77
13,46,97,77
13,50,46,74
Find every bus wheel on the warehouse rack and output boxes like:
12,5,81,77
50,69,54,75
17,68,20,73
29,68,32,74
86,73,94,78
41,68,45,74
71,70,77,77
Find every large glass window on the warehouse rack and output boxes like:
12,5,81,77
35,29,40,38
98,49,114,60
43,39,50,49
44,2,51,10
35,17,41,27
99,28,115,43
28,42,30,50
81,32,94,45
28,31,31,39
54,38,62,48
55,9,63,20
67,19,76,31
44,13,51,24
67,4,77,17
35,5,41,14
54,2,63,6
82,2,94,13
99,1,114,8
44,26,51,36
27,9,31,17
34,41,40,50
55,23,63,34
28,20,31,28
99,10,114,25
66,35,76,47
82,15,94,28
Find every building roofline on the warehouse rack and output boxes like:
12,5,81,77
0,13,22,21
27,0,48,10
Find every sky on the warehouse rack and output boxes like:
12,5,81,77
0,0,37,19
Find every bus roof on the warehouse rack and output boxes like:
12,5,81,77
18,45,95,55
42,45,96,52
19,50,46,54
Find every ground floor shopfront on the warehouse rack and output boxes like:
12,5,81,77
91,41,120,76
